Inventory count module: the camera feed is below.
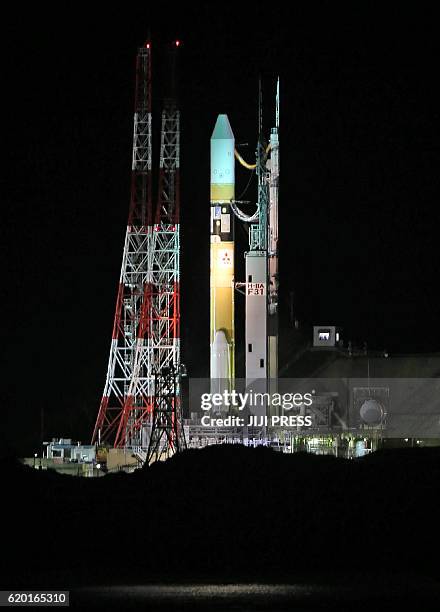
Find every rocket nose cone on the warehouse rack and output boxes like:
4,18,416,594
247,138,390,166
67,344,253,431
211,114,234,140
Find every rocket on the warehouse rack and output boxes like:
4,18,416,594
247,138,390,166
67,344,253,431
210,115,235,387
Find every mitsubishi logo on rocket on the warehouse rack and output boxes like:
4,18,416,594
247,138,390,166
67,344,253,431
219,249,233,267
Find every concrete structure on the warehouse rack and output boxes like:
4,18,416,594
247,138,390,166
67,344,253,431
46,438,96,463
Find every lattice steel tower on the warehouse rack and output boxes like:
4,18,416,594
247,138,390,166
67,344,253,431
132,43,182,451
150,42,180,385
92,42,182,453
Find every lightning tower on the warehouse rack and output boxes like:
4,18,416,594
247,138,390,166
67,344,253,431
143,42,184,454
92,41,183,452
92,42,153,447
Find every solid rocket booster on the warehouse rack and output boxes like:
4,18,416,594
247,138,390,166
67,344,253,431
210,114,235,384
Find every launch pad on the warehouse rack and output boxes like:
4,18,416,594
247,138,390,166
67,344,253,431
88,40,440,467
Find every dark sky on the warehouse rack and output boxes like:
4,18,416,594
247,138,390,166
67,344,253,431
3,5,440,454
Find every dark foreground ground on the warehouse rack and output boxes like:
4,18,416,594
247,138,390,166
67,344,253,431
1,445,440,608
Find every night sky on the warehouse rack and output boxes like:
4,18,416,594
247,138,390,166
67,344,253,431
4,5,440,455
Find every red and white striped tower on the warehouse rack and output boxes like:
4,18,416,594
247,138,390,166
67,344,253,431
92,42,153,447
116,42,182,450
140,42,181,453
92,41,182,451
151,42,180,381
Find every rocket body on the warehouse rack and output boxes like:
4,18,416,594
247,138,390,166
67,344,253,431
210,115,235,386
